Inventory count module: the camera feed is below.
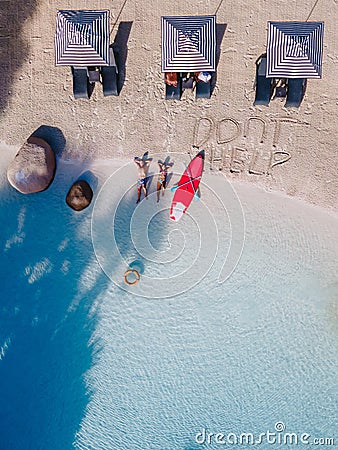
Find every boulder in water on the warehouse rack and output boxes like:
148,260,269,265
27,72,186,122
7,136,56,194
66,180,93,211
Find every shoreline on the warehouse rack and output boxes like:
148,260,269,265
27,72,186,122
1,142,337,217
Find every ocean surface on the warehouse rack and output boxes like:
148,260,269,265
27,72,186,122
0,151,337,450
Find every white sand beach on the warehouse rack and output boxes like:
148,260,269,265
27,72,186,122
0,0,337,211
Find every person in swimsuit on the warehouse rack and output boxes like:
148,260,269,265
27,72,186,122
134,156,151,204
157,159,173,202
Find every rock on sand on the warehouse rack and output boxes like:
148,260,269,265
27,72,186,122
66,180,93,211
7,136,56,194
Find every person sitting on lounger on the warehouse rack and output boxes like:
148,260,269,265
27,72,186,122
194,71,211,83
134,155,151,204
165,72,178,87
157,158,173,202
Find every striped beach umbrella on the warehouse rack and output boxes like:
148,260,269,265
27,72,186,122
266,21,324,79
161,16,216,72
55,10,110,66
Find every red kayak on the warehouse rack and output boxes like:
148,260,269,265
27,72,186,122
170,150,204,222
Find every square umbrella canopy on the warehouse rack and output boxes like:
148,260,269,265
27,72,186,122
161,16,216,72
55,10,110,66
266,21,324,79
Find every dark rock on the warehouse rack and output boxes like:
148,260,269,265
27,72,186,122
7,136,56,194
66,180,93,211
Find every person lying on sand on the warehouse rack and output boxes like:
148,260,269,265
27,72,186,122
157,158,173,202
134,155,151,204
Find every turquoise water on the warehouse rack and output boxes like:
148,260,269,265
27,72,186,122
0,156,337,449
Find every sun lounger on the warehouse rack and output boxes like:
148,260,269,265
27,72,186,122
254,56,273,106
195,79,211,99
285,78,307,108
101,66,118,96
165,73,182,100
100,47,118,96
71,67,90,99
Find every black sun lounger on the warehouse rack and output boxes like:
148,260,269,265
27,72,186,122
165,75,182,100
71,67,90,99
100,48,118,96
101,66,118,96
195,79,211,99
254,56,273,106
285,78,307,108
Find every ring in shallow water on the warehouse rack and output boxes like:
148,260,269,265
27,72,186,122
123,269,140,286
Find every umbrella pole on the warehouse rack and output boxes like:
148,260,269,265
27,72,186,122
110,0,129,37
214,0,225,14
306,0,320,21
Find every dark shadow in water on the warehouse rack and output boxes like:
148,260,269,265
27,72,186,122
78,170,99,192
112,21,133,94
0,156,177,449
30,125,67,158
0,0,38,112
0,169,110,450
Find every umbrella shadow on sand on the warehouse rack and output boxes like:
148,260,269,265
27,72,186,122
212,23,227,94
112,21,133,94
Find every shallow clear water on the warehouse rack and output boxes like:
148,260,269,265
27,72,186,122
0,153,337,450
